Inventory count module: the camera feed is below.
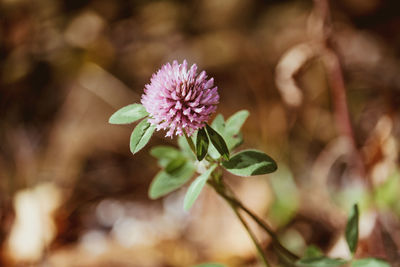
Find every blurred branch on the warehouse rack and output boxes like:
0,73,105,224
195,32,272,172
313,0,366,179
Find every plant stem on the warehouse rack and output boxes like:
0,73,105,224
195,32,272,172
222,183,299,262
208,180,270,267
230,203,271,267
209,174,299,264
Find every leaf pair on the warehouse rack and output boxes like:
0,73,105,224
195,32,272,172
149,146,195,199
109,103,155,155
208,110,249,159
185,120,257,211
196,110,251,161
183,150,278,211
148,159,195,199
185,120,277,211
196,125,229,161
130,119,156,154
150,144,217,210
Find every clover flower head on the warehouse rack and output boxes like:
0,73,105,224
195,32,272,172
141,60,219,137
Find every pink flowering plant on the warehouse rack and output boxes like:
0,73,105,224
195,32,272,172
109,61,388,267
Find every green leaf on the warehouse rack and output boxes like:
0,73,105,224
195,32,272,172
165,157,186,173
205,124,229,160
374,170,400,208
345,204,359,255
351,258,390,267
225,132,243,152
225,110,248,150
208,115,225,159
211,114,225,133
109,104,148,124
196,128,209,161
130,119,156,155
207,111,249,159
150,146,183,167
184,164,217,211
225,110,249,135
208,141,221,160
222,150,277,176
297,257,347,267
303,245,324,259
268,166,299,226
193,264,226,267
148,160,195,199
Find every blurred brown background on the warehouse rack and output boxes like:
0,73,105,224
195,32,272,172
1,0,400,266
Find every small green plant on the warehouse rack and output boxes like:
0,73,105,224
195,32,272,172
297,204,389,267
109,60,390,267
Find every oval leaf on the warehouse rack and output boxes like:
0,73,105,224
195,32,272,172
130,119,155,155
225,110,249,135
351,258,390,267
196,128,209,161
109,104,148,124
222,150,277,176
211,114,225,133
148,161,195,199
184,164,217,211
226,132,243,152
345,204,359,254
224,110,248,151
205,124,229,160
165,157,186,173
208,114,226,159
297,257,347,267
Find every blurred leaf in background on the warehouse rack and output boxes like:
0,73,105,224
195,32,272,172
374,170,400,215
268,165,299,227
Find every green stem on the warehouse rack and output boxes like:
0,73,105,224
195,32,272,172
207,171,299,264
230,203,271,267
208,180,270,267
218,182,299,262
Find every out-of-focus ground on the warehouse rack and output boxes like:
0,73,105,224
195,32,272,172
1,0,400,266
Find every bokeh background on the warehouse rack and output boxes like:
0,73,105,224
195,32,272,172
1,0,400,266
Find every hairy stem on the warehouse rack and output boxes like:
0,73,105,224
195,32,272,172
208,179,270,267
223,183,299,262
209,175,299,264
230,203,271,267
